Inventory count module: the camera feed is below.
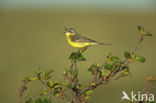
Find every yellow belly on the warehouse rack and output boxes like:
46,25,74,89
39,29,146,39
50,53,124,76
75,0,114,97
66,36,96,48
69,41,90,48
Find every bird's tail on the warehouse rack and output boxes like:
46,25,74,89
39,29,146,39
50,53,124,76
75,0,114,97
98,42,112,45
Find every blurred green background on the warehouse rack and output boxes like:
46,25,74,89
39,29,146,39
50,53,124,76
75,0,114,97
0,0,156,103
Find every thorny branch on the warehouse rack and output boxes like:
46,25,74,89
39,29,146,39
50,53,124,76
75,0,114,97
19,26,153,103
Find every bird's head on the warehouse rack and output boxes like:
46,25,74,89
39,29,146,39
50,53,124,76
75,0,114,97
64,28,76,36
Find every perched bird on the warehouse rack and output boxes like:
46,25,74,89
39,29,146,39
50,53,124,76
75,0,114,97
64,28,111,48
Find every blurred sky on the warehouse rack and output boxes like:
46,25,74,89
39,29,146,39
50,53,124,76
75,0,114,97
0,0,156,11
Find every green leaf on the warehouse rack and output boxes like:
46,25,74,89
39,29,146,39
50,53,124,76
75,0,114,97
121,65,128,70
124,51,131,58
47,81,54,87
123,68,133,78
43,99,51,103
43,70,54,80
138,25,144,33
68,69,78,76
135,55,146,63
34,98,51,103
110,56,121,62
36,69,41,78
35,99,42,103
45,69,54,77
53,91,60,97
47,81,59,90
91,64,98,68
28,77,37,81
88,67,93,73
99,70,103,77
67,83,73,89
85,96,90,100
26,98,34,103
23,76,37,83
80,91,85,95
51,82,59,89
69,52,86,61
88,64,98,74
68,69,73,75
85,90,94,95
40,91,47,96
103,63,113,70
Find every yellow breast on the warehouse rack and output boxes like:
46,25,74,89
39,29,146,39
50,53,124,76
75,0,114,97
66,35,92,48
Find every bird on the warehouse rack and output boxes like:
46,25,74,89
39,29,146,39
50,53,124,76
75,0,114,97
64,28,111,48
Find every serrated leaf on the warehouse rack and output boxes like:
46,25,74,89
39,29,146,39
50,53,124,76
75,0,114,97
124,51,131,58
135,55,146,63
103,63,113,70
69,52,86,61
110,56,121,62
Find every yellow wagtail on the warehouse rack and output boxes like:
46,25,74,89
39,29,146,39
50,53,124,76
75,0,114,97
64,28,111,48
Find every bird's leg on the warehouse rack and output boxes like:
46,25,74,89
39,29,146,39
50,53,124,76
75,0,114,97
78,47,87,54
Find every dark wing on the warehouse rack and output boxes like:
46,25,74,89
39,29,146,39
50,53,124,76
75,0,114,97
70,34,97,43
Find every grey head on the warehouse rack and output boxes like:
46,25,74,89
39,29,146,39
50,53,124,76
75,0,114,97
64,28,77,33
